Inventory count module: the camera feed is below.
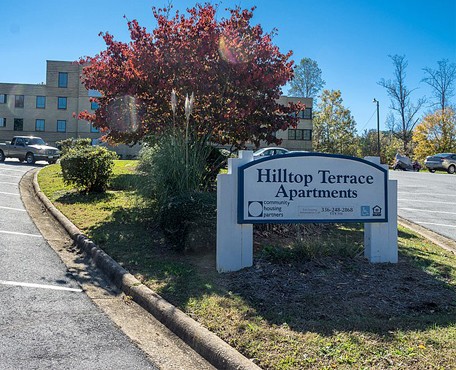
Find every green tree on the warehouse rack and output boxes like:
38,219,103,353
382,135,404,166
288,57,325,99
359,129,401,164
412,108,456,162
313,90,359,156
378,55,426,154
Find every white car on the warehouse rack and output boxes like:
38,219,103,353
253,147,289,159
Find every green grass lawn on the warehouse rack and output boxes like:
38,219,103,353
38,161,456,369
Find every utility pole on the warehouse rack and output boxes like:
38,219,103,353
373,98,380,157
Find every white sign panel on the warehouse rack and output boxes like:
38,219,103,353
238,153,388,223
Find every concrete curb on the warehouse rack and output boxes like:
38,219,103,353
398,216,456,254
30,169,261,370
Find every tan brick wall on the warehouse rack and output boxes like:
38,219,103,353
1,61,310,156
0,61,97,148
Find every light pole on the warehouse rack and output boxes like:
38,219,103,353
373,98,380,157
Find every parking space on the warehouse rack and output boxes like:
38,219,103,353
389,170,456,241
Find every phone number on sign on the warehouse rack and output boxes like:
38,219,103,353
321,207,354,216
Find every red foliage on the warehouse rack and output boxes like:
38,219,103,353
79,4,303,148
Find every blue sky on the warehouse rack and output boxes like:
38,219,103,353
1,0,455,134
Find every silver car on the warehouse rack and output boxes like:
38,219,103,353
253,147,289,159
424,153,456,174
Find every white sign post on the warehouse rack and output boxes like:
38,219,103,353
216,151,254,272
216,151,398,272
363,156,398,263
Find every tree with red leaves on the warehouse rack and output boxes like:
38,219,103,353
79,4,302,149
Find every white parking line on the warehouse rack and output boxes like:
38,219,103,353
0,230,42,238
398,199,456,205
0,191,19,196
399,207,456,216
415,221,456,229
0,174,21,179
0,206,26,212
0,280,83,292
0,168,26,173
398,192,456,197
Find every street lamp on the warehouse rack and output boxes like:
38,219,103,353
373,98,380,157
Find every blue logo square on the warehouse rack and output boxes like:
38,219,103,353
361,206,370,217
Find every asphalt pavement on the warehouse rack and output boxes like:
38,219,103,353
0,160,216,370
389,169,456,242
0,161,158,369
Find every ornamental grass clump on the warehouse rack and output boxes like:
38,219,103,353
137,90,216,250
60,146,118,193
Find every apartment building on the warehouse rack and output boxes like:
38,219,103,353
0,61,100,146
0,60,312,155
276,95,313,151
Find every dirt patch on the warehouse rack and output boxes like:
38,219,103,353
179,224,456,337
218,255,456,334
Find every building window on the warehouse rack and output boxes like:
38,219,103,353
90,124,99,133
299,108,312,119
35,119,45,132
0,94,6,104
57,120,66,132
288,129,312,141
14,118,23,131
88,89,102,97
58,72,68,88
36,96,46,109
91,101,99,110
0,118,6,127
303,129,312,141
58,97,67,110
15,95,24,108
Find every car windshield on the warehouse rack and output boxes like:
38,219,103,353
25,138,46,146
253,149,266,156
435,153,452,158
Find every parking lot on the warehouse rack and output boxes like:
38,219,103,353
0,161,157,369
389,170,456,242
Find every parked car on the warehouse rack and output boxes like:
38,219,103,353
253,147,289,159
424,153,456,174
0,136,60,164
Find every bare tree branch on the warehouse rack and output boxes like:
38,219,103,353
422,59,456,112
378,55,426,153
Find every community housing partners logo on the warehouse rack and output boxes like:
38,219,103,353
248,201,263,217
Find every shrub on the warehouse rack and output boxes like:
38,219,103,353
203,147,231,190
56,137,92,156
60,146,117,193
159,192,216,251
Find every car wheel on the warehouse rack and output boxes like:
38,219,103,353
428,169,436,173
0,150,5,162
25,152,35,165
448,165,455,174
48,160,56,165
